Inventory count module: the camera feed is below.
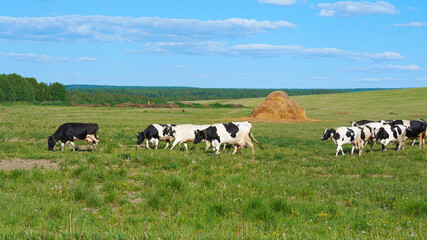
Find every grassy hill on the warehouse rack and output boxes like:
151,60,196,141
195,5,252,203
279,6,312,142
191,87,427,121
0,87,425,239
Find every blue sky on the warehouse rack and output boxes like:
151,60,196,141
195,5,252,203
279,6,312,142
1,0,426,88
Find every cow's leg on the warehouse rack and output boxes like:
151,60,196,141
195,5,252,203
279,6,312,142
350,144,355,157
70,141,76,151
183,143,188,151
358,140,363,156
164,139,170,149
223,144,227,150
422,134,426,149
170,138,181,150
212,140,221,154
154,139,159,149
93,140,98,151
384,139,390,151
232,145,238,154
369,138,374,151
146,138,151,149
243,138,255,155
61,142,65,151
419,133,423,149
400,140,405,151
205,141,211,150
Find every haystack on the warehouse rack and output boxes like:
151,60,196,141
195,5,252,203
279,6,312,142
250,91,308,121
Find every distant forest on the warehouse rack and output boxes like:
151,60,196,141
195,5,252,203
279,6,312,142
0,73,66,102
1,73,393,107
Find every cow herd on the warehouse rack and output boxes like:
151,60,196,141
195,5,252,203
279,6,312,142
48,119,426,156
48,121,263,155
322,119,427,156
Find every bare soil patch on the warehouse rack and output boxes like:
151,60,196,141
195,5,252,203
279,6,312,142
0,158,59,170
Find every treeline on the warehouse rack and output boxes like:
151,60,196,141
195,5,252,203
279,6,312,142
0,73,352,106
0,73,66,102
68,88,347,104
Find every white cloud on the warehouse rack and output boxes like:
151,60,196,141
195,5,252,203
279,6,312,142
358,77,398,82
259,0,296,6
416,77,427,81
394,22,427,27
406,7,417,11
316,1,399,17
134,41,404,61
350,64,421,72
0,52,69,62
78,57,97,62
0,52,96,63
0,15,296,43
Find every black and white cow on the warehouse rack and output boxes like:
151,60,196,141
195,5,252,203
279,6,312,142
373,124,407,152
351,120,375,127
356,122,385,151
193,122,263,155
390,120,426,149
137,124,175,149
168,124,211,151
48,123,99,151
321,127,363,156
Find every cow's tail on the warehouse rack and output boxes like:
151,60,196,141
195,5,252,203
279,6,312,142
250,131,264,150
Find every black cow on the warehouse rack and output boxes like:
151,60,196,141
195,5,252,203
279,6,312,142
48,123,99,151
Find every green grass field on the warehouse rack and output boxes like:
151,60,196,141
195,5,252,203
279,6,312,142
0,88,426,239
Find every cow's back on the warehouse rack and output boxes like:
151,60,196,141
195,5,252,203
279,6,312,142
56,123,98,138
214,124,251,144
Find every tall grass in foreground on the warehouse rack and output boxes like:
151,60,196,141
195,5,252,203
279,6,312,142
0,88,426,239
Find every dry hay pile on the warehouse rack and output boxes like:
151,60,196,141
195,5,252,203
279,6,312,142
250,91,308,121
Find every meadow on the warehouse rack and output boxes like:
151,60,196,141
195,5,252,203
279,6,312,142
0,88,426,239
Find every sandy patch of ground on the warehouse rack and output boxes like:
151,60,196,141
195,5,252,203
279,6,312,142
0,158,59,170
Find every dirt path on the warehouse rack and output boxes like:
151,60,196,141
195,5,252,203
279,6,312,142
0,158,59,170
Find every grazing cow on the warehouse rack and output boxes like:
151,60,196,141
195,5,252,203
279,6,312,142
390,120,426,149
373,124,407,152
351,120,375,127
48,123,99,151
193,122,263,155
137,124,175,149
321,127,363,156
168,124,211,151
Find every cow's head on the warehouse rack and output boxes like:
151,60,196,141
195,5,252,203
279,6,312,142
137,132,146,145
321,129,333,141
194,130,206,144
48,135,56,151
